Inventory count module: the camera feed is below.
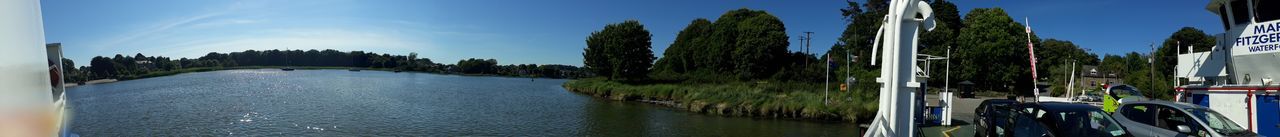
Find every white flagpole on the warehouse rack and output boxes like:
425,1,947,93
825,54,831,105
1025,17,1040,102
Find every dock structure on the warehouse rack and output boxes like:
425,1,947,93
1175,0,1280,136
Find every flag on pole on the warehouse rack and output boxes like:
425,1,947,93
1025,18,1041,100
1026,24,1038,80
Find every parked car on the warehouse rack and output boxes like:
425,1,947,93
1005,108,1055,137
1007,102,1133,137
1104,85,1149,113
1074,92,1102,102
974,99,1017,137
1112,100,1257,137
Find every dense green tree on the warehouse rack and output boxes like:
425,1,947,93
650,9,792,81
653,18,713,78
1038,39,1100,95
584,20,655,80
1153,27,1216,84
1099,54,1126,77
88,56,115,79
456,58,497,74
919,0,962,88
732,12,790,79
954,8,1041,92
837,2,888,71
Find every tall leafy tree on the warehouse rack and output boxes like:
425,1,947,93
1154,27,1216,79
954,8,1041,92
584,20,655,80
651,9,790,81
89,56,116,79
653,18,713,77
837,2,889,71
918,0,962,87
1038,39,1100,95
732,12,790,79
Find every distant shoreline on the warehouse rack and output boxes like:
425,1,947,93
63,66,565,87
63,79,117,88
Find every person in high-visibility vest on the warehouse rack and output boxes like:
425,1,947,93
1102,84,1118,113
1102,84,1146,113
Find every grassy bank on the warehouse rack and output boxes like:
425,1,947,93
562,78,879,122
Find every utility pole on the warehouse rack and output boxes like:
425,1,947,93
800,32,811,65
1150,43,1157,94
804,31,815,64
805,32,813,54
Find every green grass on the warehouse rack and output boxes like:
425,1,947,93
563,78,879,123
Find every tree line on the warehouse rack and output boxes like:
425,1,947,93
586,9,811,83
63,49,590,83
827,0,1216,99
584,0,1219,100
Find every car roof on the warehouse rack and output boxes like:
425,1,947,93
1123,100,1206,110
982,99,1016,104
1023,102,1103,112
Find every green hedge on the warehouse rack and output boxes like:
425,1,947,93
563,78,878,123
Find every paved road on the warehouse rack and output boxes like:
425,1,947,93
919,95,999,137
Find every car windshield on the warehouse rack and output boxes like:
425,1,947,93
1186,108,1251,135
1053,109,1129,137
1109,86,1143,98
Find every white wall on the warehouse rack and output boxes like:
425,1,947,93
1209,93,1253,128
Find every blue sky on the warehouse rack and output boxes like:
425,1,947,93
41,0,1222,67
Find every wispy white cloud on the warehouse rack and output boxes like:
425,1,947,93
153,28,431,59
77,0,444,59
90,11,225,50
67,0,536,65
189,19,263,28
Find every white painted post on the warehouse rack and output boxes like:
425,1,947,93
864,0,934,136
943,46,952,126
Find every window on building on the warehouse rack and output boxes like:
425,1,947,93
1232,0,1251,25
1258,0,1278,22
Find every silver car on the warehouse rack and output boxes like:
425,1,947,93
1112,100,1257,137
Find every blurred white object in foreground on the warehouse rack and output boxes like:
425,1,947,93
0,0,61,136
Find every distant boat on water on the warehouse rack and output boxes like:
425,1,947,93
282,47,295,71
349,68,361,72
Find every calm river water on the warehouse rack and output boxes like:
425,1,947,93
66,69,858,136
